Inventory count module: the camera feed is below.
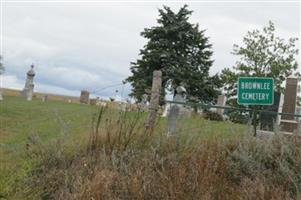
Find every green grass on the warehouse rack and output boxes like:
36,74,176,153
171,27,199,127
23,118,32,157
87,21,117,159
0,95,246,199
0,96,97,198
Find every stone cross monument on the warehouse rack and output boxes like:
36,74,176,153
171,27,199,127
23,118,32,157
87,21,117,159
21,64,35,101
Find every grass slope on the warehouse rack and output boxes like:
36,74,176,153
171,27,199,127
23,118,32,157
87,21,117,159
0,96,253,199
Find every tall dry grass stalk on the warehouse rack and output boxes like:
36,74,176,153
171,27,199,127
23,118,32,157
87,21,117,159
22,108,301,200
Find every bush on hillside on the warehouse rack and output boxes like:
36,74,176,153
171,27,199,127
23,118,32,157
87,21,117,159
227,110,250,124
203,110,223,121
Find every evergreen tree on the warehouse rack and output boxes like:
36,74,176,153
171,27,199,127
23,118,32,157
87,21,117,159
126,5,219,103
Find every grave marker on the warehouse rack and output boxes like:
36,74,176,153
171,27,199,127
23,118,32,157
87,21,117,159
42,95,48,102
21,64,35,101
167,86,187,136
280,76,298,132
80,90,90,104
90,98,97,105
259,91,281,131
216,95,227,115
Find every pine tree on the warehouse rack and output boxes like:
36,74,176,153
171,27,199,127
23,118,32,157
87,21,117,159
126,5,219,103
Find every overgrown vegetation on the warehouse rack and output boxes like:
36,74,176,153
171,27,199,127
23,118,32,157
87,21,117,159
0,95,242,199
1,96,301,199
20,108,301,200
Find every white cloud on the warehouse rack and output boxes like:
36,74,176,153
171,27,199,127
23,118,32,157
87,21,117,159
2,1,300,98
1,74,24,89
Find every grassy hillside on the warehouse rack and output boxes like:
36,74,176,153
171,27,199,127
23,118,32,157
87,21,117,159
1,96,300,199
0,96,96,198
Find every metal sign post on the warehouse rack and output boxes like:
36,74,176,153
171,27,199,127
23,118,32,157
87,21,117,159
237,77,274,136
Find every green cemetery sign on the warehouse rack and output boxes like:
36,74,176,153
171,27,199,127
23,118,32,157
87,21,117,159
237,77,274,105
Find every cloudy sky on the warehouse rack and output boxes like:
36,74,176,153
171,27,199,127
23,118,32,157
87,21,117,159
1,0,300,100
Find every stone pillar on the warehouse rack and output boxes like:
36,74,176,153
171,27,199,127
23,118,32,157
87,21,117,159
21,64,35,101
145,70,162,132
80,90,90,104
216,94,227,115
280,76,298,132
26,85,33,101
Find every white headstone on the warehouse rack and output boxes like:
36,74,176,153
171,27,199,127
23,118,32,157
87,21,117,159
162,103,171,117
216,95,227,115
167,86,187,136
140,94,148,112
42,95,48,102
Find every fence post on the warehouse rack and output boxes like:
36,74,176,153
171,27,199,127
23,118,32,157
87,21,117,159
252,108,257,136
145,70,162,133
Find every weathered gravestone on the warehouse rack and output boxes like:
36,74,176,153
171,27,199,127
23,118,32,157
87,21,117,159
216,94,227,115
259,91,282,131
119,102,127,112
90,98,97,105
280,76,298,132
167,86,187,136
0,91,3,101
80,90,90,104
21,64,35,101
42,95,48,102
140,94,148,112
162,103,170,117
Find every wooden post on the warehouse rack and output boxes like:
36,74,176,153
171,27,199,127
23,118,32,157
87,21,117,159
145,70,162,133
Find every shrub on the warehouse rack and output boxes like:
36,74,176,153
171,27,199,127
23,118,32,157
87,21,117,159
203,110,223,121
227,110,250,124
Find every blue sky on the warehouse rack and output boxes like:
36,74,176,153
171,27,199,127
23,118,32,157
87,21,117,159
1,1,300,100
